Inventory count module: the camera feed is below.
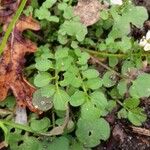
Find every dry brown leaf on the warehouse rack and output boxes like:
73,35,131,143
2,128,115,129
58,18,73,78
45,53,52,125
0,15,41,113
73,0,104,26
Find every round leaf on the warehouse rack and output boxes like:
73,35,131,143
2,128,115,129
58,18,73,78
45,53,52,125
70,91,86,107
35,59,52,71
34,72,51,87
53,89,70,110
30,117,51,132
82,69,99,79
32,90,53,111
76,118,110,148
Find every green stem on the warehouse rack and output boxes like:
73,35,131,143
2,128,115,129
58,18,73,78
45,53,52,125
0,120,33,133
0,0,27,54
0,119,54,136
84,48,150,58
116,100,130,111
55,70,59,90
68,0,73,5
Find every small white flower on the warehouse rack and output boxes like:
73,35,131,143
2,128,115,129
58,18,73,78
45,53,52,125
139,30,150,51
139,37,147,47
146,30,150,40
110,0,123,5
144,43,150,51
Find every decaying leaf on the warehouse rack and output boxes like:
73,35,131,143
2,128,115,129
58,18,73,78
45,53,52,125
0,14,41,113
41,106,69,136
0,0,31,24
73,0,104,26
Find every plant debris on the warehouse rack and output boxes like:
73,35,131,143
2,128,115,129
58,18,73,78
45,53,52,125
0,15,40,113
73,0,104,26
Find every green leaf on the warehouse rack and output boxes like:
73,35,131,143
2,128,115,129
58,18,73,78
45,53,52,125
77,52,90,65
76,118,110,148
118,108,128,119
97,42,107,51
71,41,78,49
34,72,52,87
117,80,127,96
109,87,122,99
19,137,40,150
85,78,102,90
24,6,33,16
123,98,140,109
58,34,68,45
8,132,22,150
90,91,108,116
35,59,52,71
121,60,135,75
128,6,148,28
30,117,51,132
36,45,54,59
60,71,82,88
40,84,56,98
70,90,86,107
81,101,101,120
56,57,73,71
90,91,108,109
63,6,74,19
53,89,70,110
82,69,99,79
106,100,116,112
48,136,69,150
32,90,53,111
128,108,147,126
102,71,116,88
117,36,132,53
42,0,57,8
58,3,67,10
59,20,87,42
0,121,8,142
109,15,130,39
0,96,15,109
35,7,51,20
70,141,86,150
109,5,148,39
100,10,109,20
74,48,82,57
55,47,69,59
129,73,150,98
109,57,118,67
47,16,59,22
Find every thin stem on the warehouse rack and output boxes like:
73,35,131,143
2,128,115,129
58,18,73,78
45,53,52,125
84,48,150,58
68,0,73,5
90,55,127,79
0,0,27,54
0,120,33,133
55,70,59,90
116,99,130,112
0,109,13,116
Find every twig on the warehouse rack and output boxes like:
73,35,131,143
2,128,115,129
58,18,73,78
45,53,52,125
90,55,127,79
131,126,150,137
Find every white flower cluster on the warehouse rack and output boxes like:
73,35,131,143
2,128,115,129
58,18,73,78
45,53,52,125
139,30,150,51
110,0,123,5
